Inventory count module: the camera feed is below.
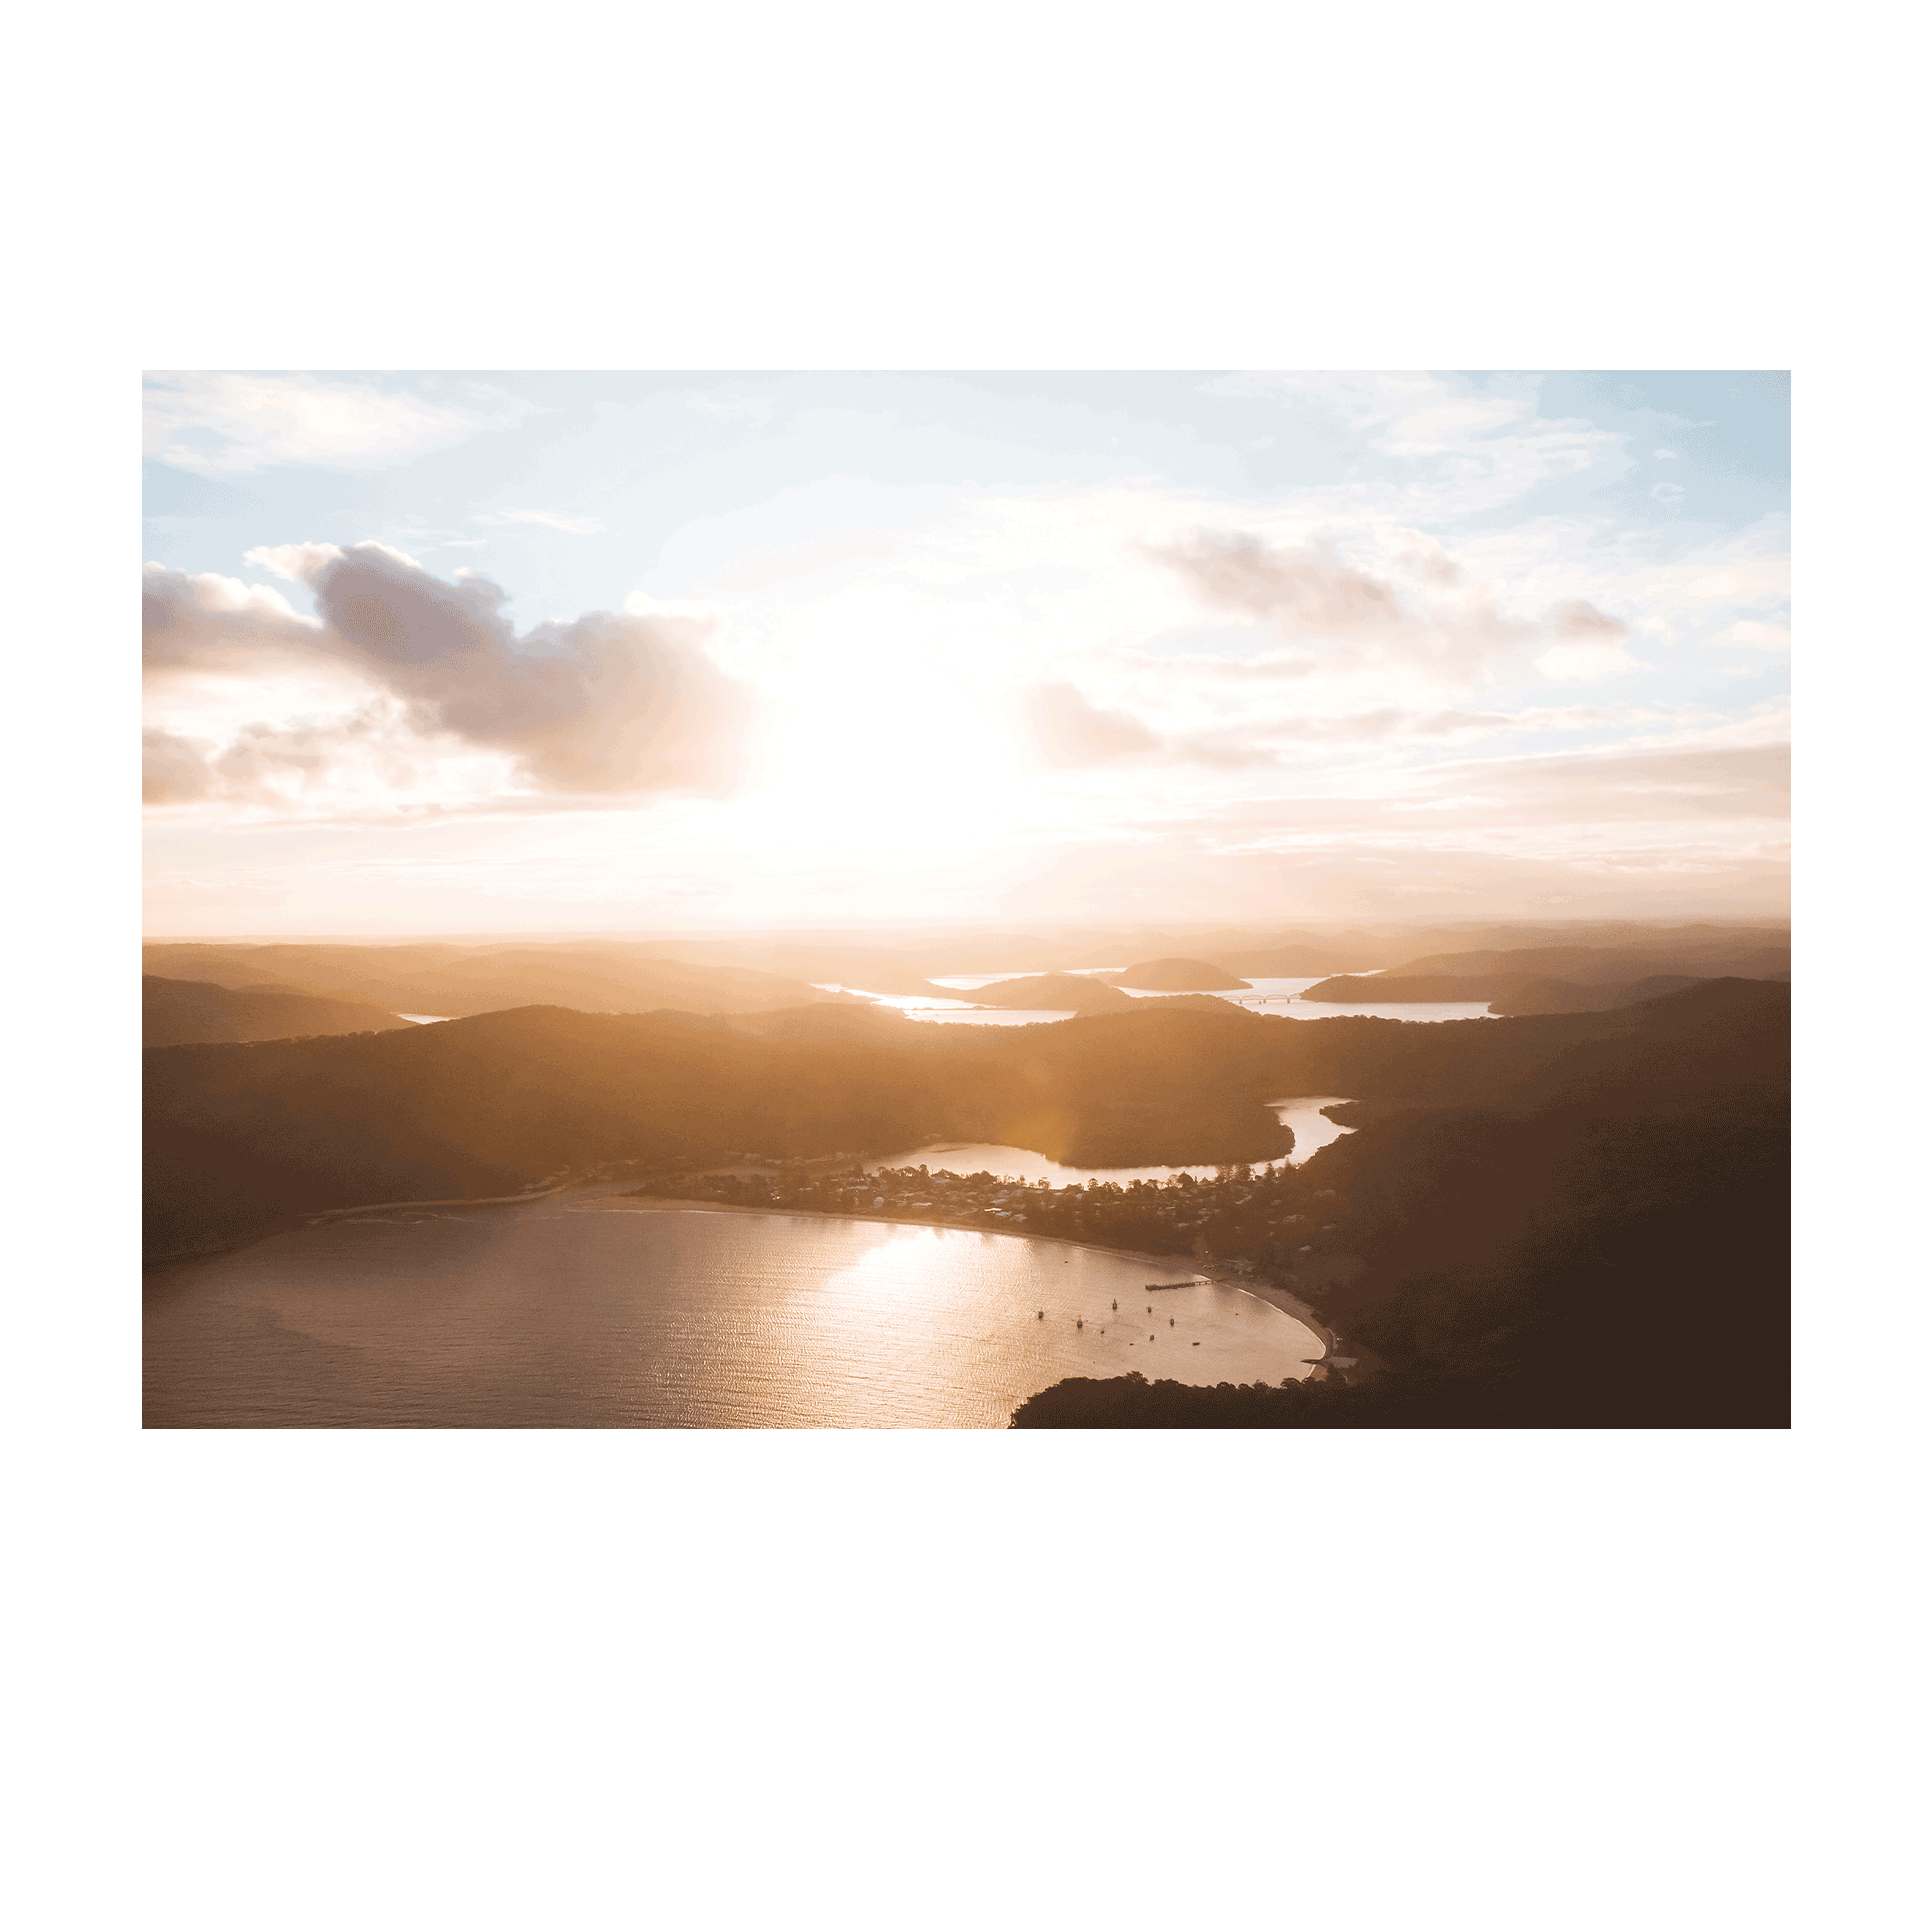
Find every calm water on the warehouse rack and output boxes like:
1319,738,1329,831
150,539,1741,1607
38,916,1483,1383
821,975,1494,1026
864,1096,1357,1185
144,1198,1326,1428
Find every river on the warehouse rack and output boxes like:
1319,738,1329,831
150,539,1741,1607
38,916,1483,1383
143,1196,1328,1428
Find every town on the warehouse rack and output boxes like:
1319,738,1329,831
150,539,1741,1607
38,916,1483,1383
622,1153,1350,1289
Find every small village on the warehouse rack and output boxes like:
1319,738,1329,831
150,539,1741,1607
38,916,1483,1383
617,1152,1351,1291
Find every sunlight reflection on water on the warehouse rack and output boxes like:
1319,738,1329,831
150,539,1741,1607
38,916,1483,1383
144,1199,1327,1428
818,975,1496,1025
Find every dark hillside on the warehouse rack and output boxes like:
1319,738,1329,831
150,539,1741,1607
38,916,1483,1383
144,1002,1290,1261
148,984,1786,1270
1012,982,1789,1427
145,974,413,1046
1486,974,1706,1016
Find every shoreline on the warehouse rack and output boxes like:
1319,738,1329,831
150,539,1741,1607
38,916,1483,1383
142,1179,583,1275
588,1193,1353,1374
148,1182,1371,1390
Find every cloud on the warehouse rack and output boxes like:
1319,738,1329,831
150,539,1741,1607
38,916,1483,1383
1145,527,1595,680
1234,703,1623,748
1014,682,1162,767
1708,619,1791,652
479,508,606,535
1411,739,1789,823
1655,448,1679,460
1651,481,1687,505
142,544,755,802
1534,600,1640,679
142,564,325,675
1198,372,1624,507
143,728,217,804
143,372,529,477
1150,530,1405,635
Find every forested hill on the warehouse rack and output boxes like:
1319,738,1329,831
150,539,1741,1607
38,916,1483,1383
147,981,1784,1268
144,974,413,1046
1011,980,1790,1429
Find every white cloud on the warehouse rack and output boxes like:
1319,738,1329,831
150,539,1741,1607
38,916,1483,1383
1651,481,1686,505
480,508,606,535
1535,641,1642,680
1655,448,1679,459
143,372,530,477
1145,527,1637,687
1533,600,1640,679
1709,619,1791,651
687,395,775,424
1202,372,1624,512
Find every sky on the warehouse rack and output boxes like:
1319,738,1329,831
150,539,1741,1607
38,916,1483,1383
142,370,1789,936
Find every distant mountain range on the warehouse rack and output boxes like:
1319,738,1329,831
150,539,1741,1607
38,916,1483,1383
142,941,833,1020
146,923,1788,1022
1299,934,1789,1008
145,974,414,1046
1114,958,1250,990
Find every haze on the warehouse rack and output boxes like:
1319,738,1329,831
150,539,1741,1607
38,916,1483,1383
143,371,1788,936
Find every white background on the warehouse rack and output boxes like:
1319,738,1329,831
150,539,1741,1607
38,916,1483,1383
7,3,1903,1916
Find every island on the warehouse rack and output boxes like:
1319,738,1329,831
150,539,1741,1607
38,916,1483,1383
960,972,1135,1012
1114,958,1251,990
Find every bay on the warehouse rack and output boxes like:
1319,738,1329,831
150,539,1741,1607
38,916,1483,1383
144,1198,1327,1429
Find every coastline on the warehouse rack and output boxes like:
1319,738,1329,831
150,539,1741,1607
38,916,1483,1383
147,1181,1369,1392
143,1179,584,1275
588,1192,1352,1375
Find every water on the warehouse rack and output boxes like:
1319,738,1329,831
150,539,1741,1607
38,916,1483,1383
1224,978,1495,1022
144,1196,1327,1428
811,982,1072,1027
818,975,1493,1026
864,1096,1357,1185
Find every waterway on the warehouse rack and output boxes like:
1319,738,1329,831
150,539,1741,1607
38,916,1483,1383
816,974,1494,1025
862,1095,1357,1185
143,1196,1327,1428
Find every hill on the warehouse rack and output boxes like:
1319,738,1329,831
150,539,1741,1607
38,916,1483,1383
147,981,1785,1256
1198,947,1370,978
1486,974,1707,1016
1114,958,1250,990
144,974,414,1045
144,1000,1294,1260
957,973,1135,1012
1011,981,1790,1427
140,940,830,1018
1369,938,1789,986
1086,993,1253,1018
